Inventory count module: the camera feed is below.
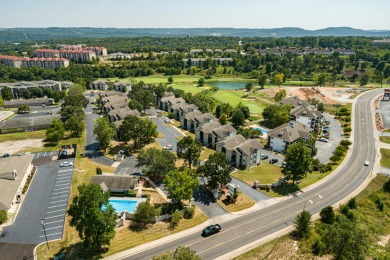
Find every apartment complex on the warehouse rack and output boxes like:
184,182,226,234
34,49,60,58
34,45,107,62
0,80,72,99
59,49,96,62
0,55,69,69
61,45,107,56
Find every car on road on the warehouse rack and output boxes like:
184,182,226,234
318,137,329,142
60,161,73,167
202,224,221,237
261,154,268,160
2,153,10,158
364,160,369,166
163,118,172,123
269,158,278,164
163,144,173,150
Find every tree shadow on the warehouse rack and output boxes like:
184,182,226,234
271,183,301,196
35,241,107,260
128,221,150,232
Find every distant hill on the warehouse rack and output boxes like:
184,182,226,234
0,27,390,43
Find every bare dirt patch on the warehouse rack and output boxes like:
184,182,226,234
0,139,44,155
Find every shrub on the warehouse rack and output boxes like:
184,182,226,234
312,239,325,255
346,211,355,221
320,206,335,224
96,167,102,175
183,206,195,219
347,197,357,209
0,210,7,224
344,127,352,133
340,140,352,147
170,210,183,229
340,204,349,215
384,179,390,193
376,198,384,212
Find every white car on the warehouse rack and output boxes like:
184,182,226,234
364,160,369,166
163,144,173,150
60,161,73,167
318,138,328,142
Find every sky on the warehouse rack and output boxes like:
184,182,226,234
0,0,389,30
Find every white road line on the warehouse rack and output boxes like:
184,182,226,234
58,169,73,173
54,183,71,187
55,176,72,181
46,209,65,214
42,226,63,231
54,187,70,191
44,214,65,219
55,179,72,183
44,220,64,225
50,199,68,204
51,195,68,200
47,204,67,209
44,152,46,156
40,232,62,238
36,153,41,158
51,191,69,196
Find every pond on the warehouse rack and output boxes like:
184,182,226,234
207,81,249,90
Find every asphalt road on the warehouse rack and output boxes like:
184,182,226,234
115,89,381,260
151,117,184,152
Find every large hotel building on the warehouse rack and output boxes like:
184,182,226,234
0,55,69,69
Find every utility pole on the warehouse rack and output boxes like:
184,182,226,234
41,218,49,249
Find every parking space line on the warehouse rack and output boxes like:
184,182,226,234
45,214,65,219
54,183,71,187
44,220,64,225
40,232,62,238
55,176,72,181
51,191,69,196
44,152,46,156
49,199,68,204
58,169,73,173
47,204,67,209
54,187,70,191
42,226,63,231
51,194,69,200
46,209,65,214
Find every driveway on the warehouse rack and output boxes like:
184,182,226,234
315,112,343,164
259,149,284,167
0,159,74,244
151,117,184,152
192,186,227,218
379,100,390,129
114,156,143,175
231,176,271,203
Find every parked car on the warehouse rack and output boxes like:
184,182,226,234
164,118,172,123
269,158,278,164
364,160,369,166
202,224,221,237
281,161,286,167
2,153,10,158
59,150,67,159
318,138,328,142
60,161,73,167
261,154,268,160
163,144,173,150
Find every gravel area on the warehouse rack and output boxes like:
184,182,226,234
0,139,44,155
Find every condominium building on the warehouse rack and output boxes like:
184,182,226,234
0,55,69,69
61,45,107,56
0,55,23,68
34,49,60,58
59,50,96,62
0,80,73,99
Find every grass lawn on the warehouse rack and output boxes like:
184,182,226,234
211,90,265,114
217,193,255,212
0,130,46,142
385,129,390,133
232,163,284,186
380,136,390,144
380,148,390,168
200,147,215,160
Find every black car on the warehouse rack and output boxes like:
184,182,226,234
269,158,278,164
261,154,268,160
202,224,221,237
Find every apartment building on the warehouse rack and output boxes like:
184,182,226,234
61,46,107,56
0,55,69,69
34,49,60,58
60,50,96,62
0,80,72,99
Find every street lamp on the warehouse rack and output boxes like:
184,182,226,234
41,218,49,249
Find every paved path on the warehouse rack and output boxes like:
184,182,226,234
151,117,184,152
192,186,227,218
231,177,272,203
379,167,390,176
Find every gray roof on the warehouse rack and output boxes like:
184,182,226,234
108,107,140,119
184,110,203,120
163,91,175,97
179,104,199,114
4,98,54,107
212,124,236,138
268,122,312,143
101,95,127,104
197,121,222,133
92,79,109,84
194,113,215,124
290,106,321,118
280,96,309,107
0,115,60,130
0,154,34,211
100,91,127,98
171,101,188,110
216,134,247,150
168,97,185,105
90,175,138,190
236,139,263,156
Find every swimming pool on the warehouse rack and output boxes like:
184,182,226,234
253,127,268,134
109,199,138,213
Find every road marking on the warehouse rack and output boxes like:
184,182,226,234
46,209,65,214
51,194,68,200
44,152,47,156
43,220,64,225
36,153,41,158
41,225,63,231
54,183,71,188
51,191,69,196
55,179,71,184
319,195,323,199
309,200,313,204
44,214,65,219
40,232,62,238
58,169,73,173
47,204,67,209
55,176,72,181
50,199,68,204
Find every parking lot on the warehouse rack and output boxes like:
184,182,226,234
379,100,390,129
151,117,185,152
33,150,58,159
114,155,143,175
0,158,74,244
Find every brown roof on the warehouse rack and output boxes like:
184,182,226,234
90,175,138,190
236,139,263,156
268,122,312,143
108,107,140,119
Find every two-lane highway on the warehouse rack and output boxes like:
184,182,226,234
112,89,381,260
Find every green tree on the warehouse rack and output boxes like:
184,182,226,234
169,210,183,229
274,89,287,102
231,108,245,126
273,73,284,87
320,205,335,224
118,116,158,148
1,86,13,100
293,210,311,239
168,76,174,84
177,136,202,168
262,104,291,128
67,184,116,249
360,74,370,86
94,117,115,150
164,168,199,204
63,93,88,108
31,88,44,97
23,89,31,99
198,77,205,86
258,74,268,89
17,105,30,114
65,116,85,137
0,97,3,107
136,148,176,179
314,73,327,87
128,99,143,112
61,106,84,120
283,141,312,184
0,210,8,224
133,201,159,228
152,246,201,260
198,152,231,189
245,82,253,92
317,102,325,113
45,118,65,145
219,113,228,125
43,87,53,98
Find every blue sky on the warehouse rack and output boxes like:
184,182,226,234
0,0,389,30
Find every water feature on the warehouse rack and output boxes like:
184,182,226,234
108,199,138,213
